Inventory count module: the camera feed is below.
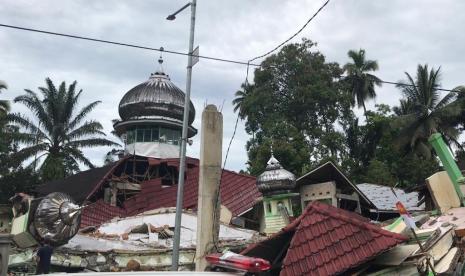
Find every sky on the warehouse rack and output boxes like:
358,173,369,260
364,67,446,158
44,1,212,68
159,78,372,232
1,0,464,172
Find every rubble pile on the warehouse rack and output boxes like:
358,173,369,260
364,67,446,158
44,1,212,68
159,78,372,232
8,208,261,273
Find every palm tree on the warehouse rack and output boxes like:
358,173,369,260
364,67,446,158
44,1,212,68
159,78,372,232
8,78,118,181
393,99,415,116
0,80,10,116
232,82,252,119
343,49,382,119
394,64,463,158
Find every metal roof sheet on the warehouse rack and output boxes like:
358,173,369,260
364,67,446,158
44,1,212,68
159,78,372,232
357,183,424,212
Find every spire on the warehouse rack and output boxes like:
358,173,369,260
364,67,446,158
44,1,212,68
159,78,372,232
267,143,280,169
257,142,296,195
157,53,164,73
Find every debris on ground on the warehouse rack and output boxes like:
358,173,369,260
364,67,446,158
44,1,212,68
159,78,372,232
8,208,261,273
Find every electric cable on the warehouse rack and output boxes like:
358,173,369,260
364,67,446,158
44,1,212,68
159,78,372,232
1,23,463,93
0,23,261,67
248,0,331,63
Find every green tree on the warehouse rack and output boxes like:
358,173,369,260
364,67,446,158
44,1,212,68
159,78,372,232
0,123,40,203
8,78,118,181
237,39,351,175
232,82,253,120
344,104,440,187
361,159,396,186
0,80,10,116
343,49,382,119
394,65,463,158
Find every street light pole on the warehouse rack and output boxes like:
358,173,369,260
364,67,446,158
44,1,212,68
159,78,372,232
169,0,197,271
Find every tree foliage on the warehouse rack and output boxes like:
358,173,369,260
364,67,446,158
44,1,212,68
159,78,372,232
8,78,118,181
237,39,352,175
343,49,382,118
0,80,9,116
394,65,464,158
235,40,463,188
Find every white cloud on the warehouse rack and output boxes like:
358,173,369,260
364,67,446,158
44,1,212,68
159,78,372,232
1,0,464,172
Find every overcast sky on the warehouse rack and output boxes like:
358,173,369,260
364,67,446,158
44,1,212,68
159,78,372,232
1,0,464,172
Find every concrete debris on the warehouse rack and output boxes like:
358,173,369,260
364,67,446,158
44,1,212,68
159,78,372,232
8,209,261,273
435,247,460,275
426,171,461,213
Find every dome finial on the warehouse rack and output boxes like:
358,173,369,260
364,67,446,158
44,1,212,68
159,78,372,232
267,142,280,167
157,52,164,73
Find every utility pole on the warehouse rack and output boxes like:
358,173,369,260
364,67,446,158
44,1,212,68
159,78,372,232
195,105,223,271
167,0,197,271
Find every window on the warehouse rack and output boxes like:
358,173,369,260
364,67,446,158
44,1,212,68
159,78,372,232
127,130,134,144
160,128,180,145
152,127,160,141
144,128,152,142
267,202,272,214
126,126,181,144
136,129,144,142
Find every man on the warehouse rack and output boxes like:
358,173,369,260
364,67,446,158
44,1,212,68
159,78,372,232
36,237,53,274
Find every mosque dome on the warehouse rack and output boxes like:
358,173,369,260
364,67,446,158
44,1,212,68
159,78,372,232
114,57,197,138
257,153,296,196
118,71,195,124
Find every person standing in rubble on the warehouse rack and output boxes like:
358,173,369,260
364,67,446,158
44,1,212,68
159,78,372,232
35,237,53,274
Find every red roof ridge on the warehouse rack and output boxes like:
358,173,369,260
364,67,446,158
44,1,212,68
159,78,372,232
308,201,407,241
221,168,256,180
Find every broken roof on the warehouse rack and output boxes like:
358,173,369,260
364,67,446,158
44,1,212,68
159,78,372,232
38,155,261,227
64,209,258,252
242,201,407,276
36,163,118,203
357,183,424,212
297,161,375,209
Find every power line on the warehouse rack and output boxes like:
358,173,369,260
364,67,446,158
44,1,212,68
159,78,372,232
1,24,462,93
249,0,331,63
0,23,261,67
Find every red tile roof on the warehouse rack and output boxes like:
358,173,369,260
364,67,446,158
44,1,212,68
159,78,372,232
81,199,127,228
242,201,407,276
78,156,261,228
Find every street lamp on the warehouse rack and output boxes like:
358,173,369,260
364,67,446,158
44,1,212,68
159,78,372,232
167,0,197,271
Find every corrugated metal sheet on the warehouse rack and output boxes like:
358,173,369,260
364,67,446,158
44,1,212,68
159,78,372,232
357,183,424,211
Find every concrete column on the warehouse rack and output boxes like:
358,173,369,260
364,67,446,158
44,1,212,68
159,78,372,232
429,133,465,203
0,234,12,276
195,105,223,271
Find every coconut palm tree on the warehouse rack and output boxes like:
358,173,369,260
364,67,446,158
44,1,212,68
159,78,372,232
0,81,10,116
8,78,118,181
393,99,415,116
394,64,463,158
232,82,253,119
343,49,382,119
